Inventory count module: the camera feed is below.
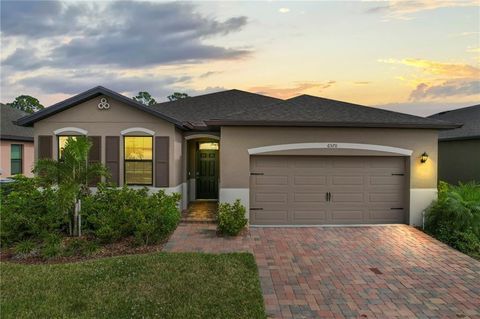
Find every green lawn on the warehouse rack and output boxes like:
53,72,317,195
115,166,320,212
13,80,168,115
1,252,266,319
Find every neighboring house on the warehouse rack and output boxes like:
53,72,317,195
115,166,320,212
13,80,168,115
428,105,480,184
1,104,34,179
17,86,459,226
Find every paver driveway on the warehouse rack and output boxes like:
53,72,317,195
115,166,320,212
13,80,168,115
165,224,480,318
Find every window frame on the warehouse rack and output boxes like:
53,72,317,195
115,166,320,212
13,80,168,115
10,144,23,175
57,135,79,160
123,135,154,186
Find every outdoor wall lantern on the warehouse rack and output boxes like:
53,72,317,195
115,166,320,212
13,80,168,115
420,152,429,163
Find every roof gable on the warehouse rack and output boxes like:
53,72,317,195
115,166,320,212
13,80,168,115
17,86,184,128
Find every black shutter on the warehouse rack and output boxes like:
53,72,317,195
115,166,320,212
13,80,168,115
155,136,169,187
38,135,53,159
88,136,101,186
105,136,119,186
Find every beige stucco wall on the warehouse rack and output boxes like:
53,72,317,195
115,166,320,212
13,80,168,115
33,95,181,188
0,140,34,178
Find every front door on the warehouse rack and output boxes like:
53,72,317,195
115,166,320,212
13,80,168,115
196,147,219,199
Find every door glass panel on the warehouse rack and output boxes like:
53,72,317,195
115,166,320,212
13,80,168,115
198,142,219,150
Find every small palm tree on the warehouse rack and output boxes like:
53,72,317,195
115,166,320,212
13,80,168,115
34,136,108,236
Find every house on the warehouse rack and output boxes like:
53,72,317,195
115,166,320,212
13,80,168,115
428,105,480,184
1,104,34,178
17,86,459,226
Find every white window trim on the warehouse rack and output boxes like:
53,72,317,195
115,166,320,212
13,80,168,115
248,142,413,156
120,127,155,136
53,127,88,135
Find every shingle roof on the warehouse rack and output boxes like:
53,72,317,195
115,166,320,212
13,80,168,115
428,104,480,140
205,95,460,129
16,86,460,130
0,104,34,141
151,89,281,128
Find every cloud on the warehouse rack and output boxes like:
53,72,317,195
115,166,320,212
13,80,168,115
379,58,480,78
1,1,250,70
409,79,480,100
278,8,290,13
366,0,478,20
353,81,371,85
249,82,335,99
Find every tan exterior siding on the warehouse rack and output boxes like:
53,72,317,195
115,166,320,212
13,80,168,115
33,95,180,188
220,126,438,189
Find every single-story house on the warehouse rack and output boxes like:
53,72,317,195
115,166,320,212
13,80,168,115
17,86,459,226
1,104,34,178
428,104,480,184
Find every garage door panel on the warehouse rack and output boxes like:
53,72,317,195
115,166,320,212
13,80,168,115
331,193,364,202
369,193,403,203
254,175,289,185
292,157,328,168
293,192,327,202
332,176,364,185
294,175,326,185
369,209,405,222
251,210,289,224
254,192,288,204
250,155,406,225
293,210,327,223
370,176,403,185
331,210,364,221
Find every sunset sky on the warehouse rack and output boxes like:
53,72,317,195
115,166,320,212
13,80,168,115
1,0,479,116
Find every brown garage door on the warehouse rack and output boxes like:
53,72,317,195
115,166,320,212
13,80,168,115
250,156,407,225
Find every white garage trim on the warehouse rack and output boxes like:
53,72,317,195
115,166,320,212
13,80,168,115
248,143,413,156
54,127,88,135
120,127,155,136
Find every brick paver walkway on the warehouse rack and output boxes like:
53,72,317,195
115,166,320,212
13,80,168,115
181,201,217,223
164,224,480,318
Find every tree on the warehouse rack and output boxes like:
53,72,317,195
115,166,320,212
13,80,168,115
34,136,108,236
167,92,190,101
7,95,44,113
133,91,157,106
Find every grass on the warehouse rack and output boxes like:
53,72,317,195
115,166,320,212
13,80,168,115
1,252,266,319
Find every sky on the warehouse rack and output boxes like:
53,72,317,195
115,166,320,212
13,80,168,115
1,0,479,116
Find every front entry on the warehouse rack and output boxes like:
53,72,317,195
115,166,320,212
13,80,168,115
196,143,219,199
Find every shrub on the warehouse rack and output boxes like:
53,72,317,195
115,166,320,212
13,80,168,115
63,238,98,257
425,181,480,258
0,176,68,246
82,184,181,245
13,240,36,255
217,199,247,236
425,181,480,237
41,234,62,258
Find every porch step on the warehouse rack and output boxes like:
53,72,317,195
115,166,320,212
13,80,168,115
181,217,216,224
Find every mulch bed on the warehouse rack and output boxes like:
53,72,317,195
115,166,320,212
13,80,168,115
0,237,167,265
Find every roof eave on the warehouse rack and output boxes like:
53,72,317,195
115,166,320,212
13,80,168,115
0,135,34,142
204,120,462,129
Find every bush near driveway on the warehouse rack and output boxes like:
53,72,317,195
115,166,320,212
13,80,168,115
425,181,480,259
217,199,248,236
1,252,266,319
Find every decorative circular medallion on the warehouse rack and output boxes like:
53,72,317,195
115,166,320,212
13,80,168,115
98,97,110,110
